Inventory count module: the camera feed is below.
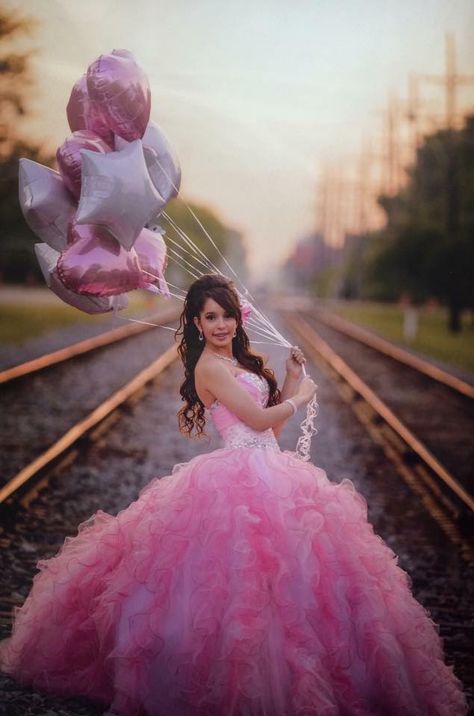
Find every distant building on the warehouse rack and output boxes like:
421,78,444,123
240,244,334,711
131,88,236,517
282,232,343,288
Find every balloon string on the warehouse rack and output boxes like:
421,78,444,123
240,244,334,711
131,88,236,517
149,152,289,345
162,209,250,299
165,231,218,274
160,283,187,298
162,214,218,272
117,317,177,330
148,152,318,454
141,273,317,459
165,251,202,280
161,210,290,345
143,239,289,345
115,314,289,347
141,269,288,345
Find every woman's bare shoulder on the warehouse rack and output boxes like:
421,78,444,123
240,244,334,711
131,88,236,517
195,354,230,383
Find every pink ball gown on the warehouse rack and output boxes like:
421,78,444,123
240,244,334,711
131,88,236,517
0,371,468,715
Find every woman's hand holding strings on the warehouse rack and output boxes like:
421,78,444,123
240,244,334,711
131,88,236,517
285,345,306,379
283,345,317,408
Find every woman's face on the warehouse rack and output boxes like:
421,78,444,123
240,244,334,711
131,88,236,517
193,297,238,349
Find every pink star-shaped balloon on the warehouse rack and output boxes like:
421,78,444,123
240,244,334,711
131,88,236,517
75,139,166,250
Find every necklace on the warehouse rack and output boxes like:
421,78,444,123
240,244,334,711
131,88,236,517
207,349,238,366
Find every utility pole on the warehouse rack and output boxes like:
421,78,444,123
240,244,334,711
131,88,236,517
318,146,383,260
406,73,421,162
376,91,404,197
418,33,474,131
357,139,373,235
317,164,330,249
329,164,341,251
333,161,363,250
319,163,338,250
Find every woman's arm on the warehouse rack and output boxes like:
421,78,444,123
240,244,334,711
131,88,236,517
272,346,306,439
198,362,302,431
280,373,301,403
272,372,301,439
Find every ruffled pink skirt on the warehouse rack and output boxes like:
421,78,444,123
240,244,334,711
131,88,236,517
0,447,468,715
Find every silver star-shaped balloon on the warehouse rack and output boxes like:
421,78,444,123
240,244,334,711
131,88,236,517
115,120,181,205
19,159,75,252
75,139,166,250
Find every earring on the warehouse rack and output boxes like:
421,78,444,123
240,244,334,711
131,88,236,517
232,330,237,338
198,330,204,342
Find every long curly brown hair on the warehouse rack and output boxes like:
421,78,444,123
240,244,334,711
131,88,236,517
176,274,281,437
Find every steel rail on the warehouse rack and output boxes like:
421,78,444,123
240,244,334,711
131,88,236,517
0,343,178,505
286,311,474,516
277,297,474,400
0,303,181,385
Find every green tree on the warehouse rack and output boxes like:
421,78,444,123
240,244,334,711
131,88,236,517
371,115,474,331
0,7,38,159
0,6,55,283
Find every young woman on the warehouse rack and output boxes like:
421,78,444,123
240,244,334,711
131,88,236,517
0,274,468,715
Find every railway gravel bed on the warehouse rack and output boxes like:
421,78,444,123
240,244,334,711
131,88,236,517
298,309,474,496
0,309,472,713
0,316,179,488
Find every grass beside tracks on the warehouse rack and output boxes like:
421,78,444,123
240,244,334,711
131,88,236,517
0,290,161,345
326,300,474,376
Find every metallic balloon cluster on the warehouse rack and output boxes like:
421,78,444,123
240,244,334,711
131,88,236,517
19,48,181,314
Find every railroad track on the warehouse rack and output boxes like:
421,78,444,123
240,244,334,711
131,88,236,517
0,304,181,507
312,307,474,398
0,305,472,712
283,308,474,565
0,343,178,508
0,302,181,386
291,305,474,493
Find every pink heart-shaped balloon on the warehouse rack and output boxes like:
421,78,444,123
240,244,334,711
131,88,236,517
57,224,145,296
87,49,151,142
35,242,128,314
57,129,111,199
134,227,169,296
66,73,114,147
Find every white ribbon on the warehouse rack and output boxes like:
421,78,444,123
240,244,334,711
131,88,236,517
294,394,319,461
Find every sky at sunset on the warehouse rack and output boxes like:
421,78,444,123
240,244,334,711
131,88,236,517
6,0,474,280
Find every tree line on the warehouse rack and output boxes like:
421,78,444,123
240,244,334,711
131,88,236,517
368,114,474,332
285,114,473,333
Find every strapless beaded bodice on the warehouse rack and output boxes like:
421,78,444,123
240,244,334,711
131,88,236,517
206,371,280,451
